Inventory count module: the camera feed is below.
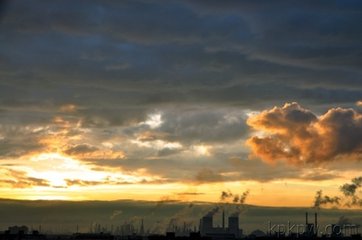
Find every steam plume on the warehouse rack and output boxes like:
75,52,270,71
313,190,340,209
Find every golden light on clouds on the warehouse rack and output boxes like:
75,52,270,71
0,101,360,207
193,145,212,156
246,102,362,165
131,138,183,151
28,152,105,187
142,112,163,129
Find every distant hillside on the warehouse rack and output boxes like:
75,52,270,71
0,199,360,235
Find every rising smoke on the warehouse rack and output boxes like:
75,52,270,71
313,190,340,209
340,177,362,207
313,176,362,208
205,206,220,217
220,190,233,201
110,210,123,220
217,190,250,217
220,190,249,205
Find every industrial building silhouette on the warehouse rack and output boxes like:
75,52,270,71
199,210,242,239
0,211,360,240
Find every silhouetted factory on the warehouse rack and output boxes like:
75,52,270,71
199,209,242,239
304,212,318,238
0,211,361,240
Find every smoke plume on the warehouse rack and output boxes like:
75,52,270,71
239,190,249,204
313,176,362,209
340,176,362,207
220,190,233,201
110,210,123,220
205,206,219,217
220,190,249,204
313,190,340,209
219,190,250,217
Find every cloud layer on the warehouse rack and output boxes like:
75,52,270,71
0,0,361,200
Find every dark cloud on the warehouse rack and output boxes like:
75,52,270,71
301,173,340,181
0,125,45,158
184,0,362,71
0,0,8,21
64,144,99,156
0,0,360,123
194,169,223,184
157,108,248,144
156,147,183,157
0,0,361,189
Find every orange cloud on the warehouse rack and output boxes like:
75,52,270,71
246,102,362,165
0,169,50,188
63,144,126,160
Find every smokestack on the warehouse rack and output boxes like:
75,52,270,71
305,212,308,225
314,212,318,236
222,210,225,229
140,219,144,236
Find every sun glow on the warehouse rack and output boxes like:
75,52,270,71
142,112,163,129
193,145,212,156
0,108,354,206
14,152,163,190
28,152,105,186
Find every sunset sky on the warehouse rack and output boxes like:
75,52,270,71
0,0,361,207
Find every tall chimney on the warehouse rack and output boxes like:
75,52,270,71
222,210,225,229
314,213,318,236
305,212,308,225
140,219,144,236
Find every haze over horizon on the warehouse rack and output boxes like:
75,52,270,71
0,0,361,208
0,198,361,235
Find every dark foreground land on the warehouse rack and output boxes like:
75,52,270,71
0,231,361,240
0,199,361,234
0,199,361,240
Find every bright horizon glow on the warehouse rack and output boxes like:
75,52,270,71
0,114,358,208
0,164,351,208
